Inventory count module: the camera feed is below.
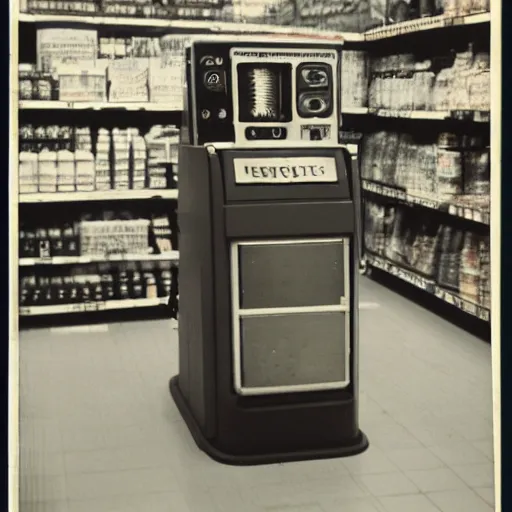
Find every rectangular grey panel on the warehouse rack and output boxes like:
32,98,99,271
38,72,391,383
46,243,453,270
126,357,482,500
224,202,355,239
240,312,348,389
239,241,346,309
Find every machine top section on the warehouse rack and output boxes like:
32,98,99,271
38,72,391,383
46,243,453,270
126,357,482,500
184,39,343,148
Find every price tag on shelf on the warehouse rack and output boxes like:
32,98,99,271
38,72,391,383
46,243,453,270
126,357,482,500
473,210,483,223
362,181,382,195
68,303,83,313
434,287,488,320
464,208,473,221
84,302,98,312
391,265,431,292
20,307,31,316
96,302,106,311
474,111,490,123
382,185,406,201
450,110,474,121
409,195,437,209
479,309,490,322
388,110,413,119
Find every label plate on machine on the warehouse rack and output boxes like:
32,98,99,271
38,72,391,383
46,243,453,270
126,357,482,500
233,156,338,185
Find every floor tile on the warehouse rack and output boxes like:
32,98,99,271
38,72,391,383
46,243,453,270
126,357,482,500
19,475,67,503
342,447,398,475
379,494,441,512
19,501,69,512
385,447,444,471
67,492,191,512
472,439,495,461
20,451,65,477
65,468,180,501
404,468,467,493
356,472,418,497
429,440,491,467
427,489,493,512
474,487,495,507
451,463,495,488
320,497,384,512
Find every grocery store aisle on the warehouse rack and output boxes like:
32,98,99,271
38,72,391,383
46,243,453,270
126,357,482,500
18,277,494,512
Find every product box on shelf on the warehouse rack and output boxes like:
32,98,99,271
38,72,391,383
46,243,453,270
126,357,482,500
79,219,151,256
37,29,98,73
342,51,369,109
107,58,149,103
363,199,491,310
101,0,152,17
57,62,107,102
27,0,98,14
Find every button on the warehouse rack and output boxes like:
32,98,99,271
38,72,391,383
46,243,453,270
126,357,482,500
218,109,227,120
203,70,225,92
206,72,220,85
201,109,211,120
200,55,215,67
214,57,224,66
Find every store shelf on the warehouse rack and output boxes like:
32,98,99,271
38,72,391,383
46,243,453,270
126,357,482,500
19,251,179,267
343,107,370,115
18,12,364,41
19,296,169,317
362,180,490,225
368,109,490,122
365,253,490,322
364,12,490,41
341,107,489,122
19,100,180,112
19,189,178,203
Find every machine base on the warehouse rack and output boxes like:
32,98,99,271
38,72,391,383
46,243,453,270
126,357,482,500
170,375,369,466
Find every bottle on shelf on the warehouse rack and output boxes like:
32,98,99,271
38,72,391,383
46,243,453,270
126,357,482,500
19,151,39,194
38,149,58,193
95,128,112,191
459,231,481,304
75,149,96,192
56,148,76,193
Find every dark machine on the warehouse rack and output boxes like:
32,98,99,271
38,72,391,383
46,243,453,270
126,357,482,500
170,35,369,465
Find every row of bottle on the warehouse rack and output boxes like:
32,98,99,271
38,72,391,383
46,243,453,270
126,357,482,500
364,201,490,308
361,131,490,198
368,49,489,112
19,125,179,193
20,270,172,307
20,214,173,258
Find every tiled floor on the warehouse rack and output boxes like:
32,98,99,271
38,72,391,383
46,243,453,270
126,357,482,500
19,277,495,512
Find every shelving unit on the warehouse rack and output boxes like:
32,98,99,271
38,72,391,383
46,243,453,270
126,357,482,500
18,12,363,40
362,180,490,225
16,5,492,325
344,107,490,122
355,10,491,323
364,12,490,41
365,253,490,322
19,250,179,266
19,190,178,203
19,100,181,111
19,296,169,317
